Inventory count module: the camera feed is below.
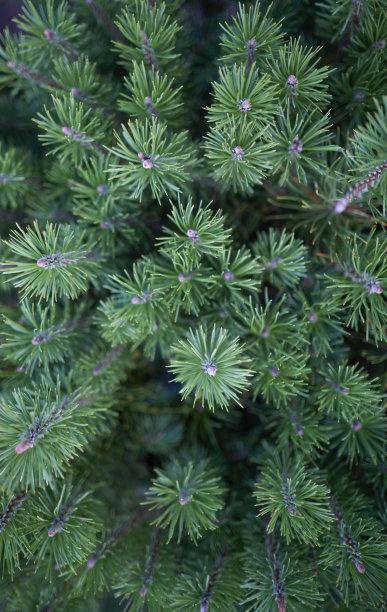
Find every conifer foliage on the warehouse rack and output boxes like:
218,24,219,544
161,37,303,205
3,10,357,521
0,1,386,610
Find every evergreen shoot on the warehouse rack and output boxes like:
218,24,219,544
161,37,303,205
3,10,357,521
0,1,386,610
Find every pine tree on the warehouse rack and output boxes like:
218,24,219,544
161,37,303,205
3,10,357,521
0,1,386,610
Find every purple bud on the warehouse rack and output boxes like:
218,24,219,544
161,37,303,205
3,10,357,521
15,439,34,454
264,257,283,270
270,367,280,378
247,38,257,48
288,136,303,156
371,39,386,49
219,309,225,318
179,491,192,505
287,74,298,87
352,421,362,431
233,145,244,158
140,586,148,597
203,361,217,376
288,506,297,516
142,158,154,169
145,96,152,105
367,281,383,295
223,270,234,282
333,197,349,214
48,523,62,537
200,603,209,612
354,559,365,574
131,296,142,304
261,327,270,338
308,313,318,323
71,87,81,97
97,184,109,195
297,428,304,436
37,257,49,268
7,61,15,69
62,126,73,137
92,368,100,376
16,365,26,373
44,29,55,41
187,229,199,242
238,98,251,112
335,383,350,394
87,556,98,568
178,273,186,283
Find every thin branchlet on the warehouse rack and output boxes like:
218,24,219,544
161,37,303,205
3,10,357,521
329,496,365,574
281,476,297,516
139,526,162,597
334,261,383,296
7,61,61,89
31,316,85,346
92,345,124,376
140,30,160,72
36,250,96,269
43,28,78,61
265,530,287,612
15,395,69,454
70,88,122,123
48,495,75,537
61,127,107,155
0,490,28,534
87,508,148,568
333,161,387,213
200,550,228,612
84,0,125,41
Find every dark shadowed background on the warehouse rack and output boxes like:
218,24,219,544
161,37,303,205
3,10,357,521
0,0,22,32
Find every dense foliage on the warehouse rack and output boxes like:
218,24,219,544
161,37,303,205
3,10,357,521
0,1,386,610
